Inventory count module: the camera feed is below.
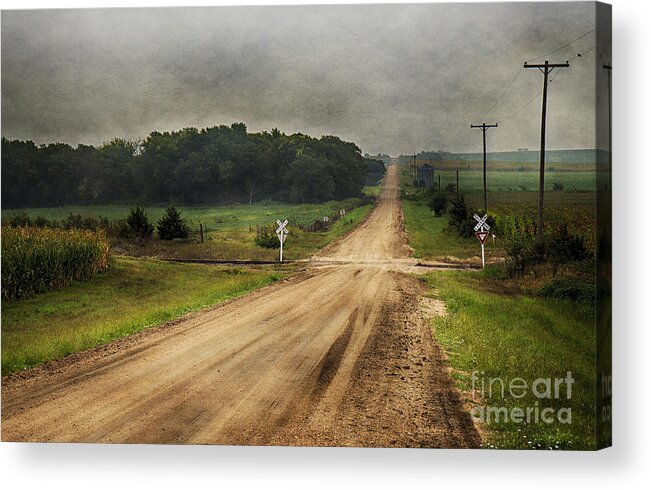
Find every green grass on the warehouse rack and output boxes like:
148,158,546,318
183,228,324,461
363,184,382,197
109,203,372,261
427,169,597,193
3,199,374,262
1,256,285,374
424,270,596,450
2,199,366,231
401,200,486,262
465,190,596,214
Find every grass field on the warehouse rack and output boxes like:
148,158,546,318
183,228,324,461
363,185,382,197
429,169,597,193
415,159,599,173
3,199,374,261
401,200,486,262
110,203,372,261
424,270,596,450
1,256,286,374
2,199,366,230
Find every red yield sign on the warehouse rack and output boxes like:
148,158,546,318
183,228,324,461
475,230,489,245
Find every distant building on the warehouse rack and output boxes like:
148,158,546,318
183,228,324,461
417,164,435,188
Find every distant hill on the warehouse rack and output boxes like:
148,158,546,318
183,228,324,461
438,149,609,165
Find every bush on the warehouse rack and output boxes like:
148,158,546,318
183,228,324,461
62,213,109,231
448,195,470,236
1,227,110,300
553,182,565,191
447,195,495,238
255,228,280,249
445,182,457,194
503,232,531,277
428,192,448,216
33,216,52,228
157,205,189,240
537,278,595,305
125,205,154,239
547,223,590,264
7,212,33,228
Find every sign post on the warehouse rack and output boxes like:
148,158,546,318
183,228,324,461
275,219,289,262
473,213,490,269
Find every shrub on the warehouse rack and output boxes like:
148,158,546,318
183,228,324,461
537,278,595,305
62,213,109,231
448,195,470,236
428,192,448,216
503,232,531,277
445,182,457,194
255,228,280,249
1,227,110,300
7,212,33,227
33,216,52,228
125,205,154,239
547,223,590,264
157,205,189,240
447,195,495,239
552,182,565,191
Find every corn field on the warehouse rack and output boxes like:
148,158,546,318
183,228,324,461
493,207,596,252
1,227,110,300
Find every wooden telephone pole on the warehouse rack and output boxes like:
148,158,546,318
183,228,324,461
470,123,498,213
524,60,570,243
413,153,417,186
603,63,612,191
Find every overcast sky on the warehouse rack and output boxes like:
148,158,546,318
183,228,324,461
1,2,609,155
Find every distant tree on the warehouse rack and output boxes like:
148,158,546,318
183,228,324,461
285,154,336,203
157,205,189,240
1,124,373,208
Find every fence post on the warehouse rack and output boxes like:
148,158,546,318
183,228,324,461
200,223,204,243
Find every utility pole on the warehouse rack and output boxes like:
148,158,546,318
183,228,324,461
470,123,498,213
603,63,612,191
456,169,459,197
524,60,570,243
413,153,417,186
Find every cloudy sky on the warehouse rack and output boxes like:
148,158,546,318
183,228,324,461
1,2,609,155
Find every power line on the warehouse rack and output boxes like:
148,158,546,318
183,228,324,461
496,88,542,124
496,45,593,125
528,28,596,62
472,68,523,124
468,28,596,124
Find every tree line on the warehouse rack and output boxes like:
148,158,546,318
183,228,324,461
2,123,382,208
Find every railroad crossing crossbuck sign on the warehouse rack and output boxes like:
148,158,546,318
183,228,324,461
473,213,490,232
473,214,490,269
276,219,289,262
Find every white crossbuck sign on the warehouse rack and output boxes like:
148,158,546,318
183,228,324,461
473,214,490,269
473,213,490,232
276,219,289,261
276,219,288,236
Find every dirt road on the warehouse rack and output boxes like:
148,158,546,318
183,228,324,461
2,165,480,447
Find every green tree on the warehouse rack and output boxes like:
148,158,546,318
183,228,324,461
157,205,189,240
126,205,155,239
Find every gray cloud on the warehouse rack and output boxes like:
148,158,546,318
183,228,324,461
1,2,606,155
